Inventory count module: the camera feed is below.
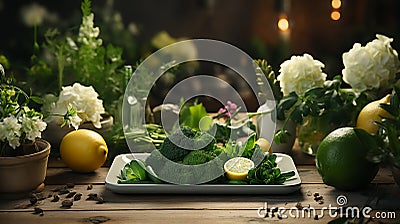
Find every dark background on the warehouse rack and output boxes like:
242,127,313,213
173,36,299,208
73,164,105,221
1,0,400,110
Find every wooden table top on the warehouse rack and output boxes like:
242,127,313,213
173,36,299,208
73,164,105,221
1,144,399,224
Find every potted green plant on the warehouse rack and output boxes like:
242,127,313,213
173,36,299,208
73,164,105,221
272,34,400,156
368,86,400,187
0,64,51,194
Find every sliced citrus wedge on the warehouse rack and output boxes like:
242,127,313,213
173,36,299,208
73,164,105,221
224,157,255,181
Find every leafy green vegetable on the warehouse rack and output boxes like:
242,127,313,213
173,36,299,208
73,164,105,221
179,100,210,131
117,159,148,184
247,154,295,185
159,127,215,161
241,133,256,159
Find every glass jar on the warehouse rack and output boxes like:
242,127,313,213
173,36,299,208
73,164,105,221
298,115,340,156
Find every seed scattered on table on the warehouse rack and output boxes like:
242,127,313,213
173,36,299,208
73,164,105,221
66,191,77,198
86,193,104,204
74,193,82,201
51,195,60,202
87,184,93,190
61,200,73,208
313,192,324,204
295,202,303,209
95,196,104,204
66,182,75,188
32,207,44,216
86,193,98,200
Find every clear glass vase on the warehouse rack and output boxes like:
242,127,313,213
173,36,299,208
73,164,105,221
298,115,340,156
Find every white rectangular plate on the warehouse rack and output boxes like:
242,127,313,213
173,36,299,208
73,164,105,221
105,153,301,194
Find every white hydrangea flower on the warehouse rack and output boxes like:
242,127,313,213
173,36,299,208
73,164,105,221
277,53,327,96
0,116,22,149
49,83,105,129
342,34,400,92
19,114,47,141
69,114,83,130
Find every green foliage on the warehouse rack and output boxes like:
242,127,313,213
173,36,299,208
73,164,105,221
81,0,92,17
0,67,41,119
0,55,10,70
274,76,369,144
240,133,257,159
247,154,295,185
28,0,126,117
179,100,209,131
117,159,148,184
368,86,400,168
254,59,282,102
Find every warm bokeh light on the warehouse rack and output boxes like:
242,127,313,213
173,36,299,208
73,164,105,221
331,11,341,20
331,0,342,9
278,17,289,31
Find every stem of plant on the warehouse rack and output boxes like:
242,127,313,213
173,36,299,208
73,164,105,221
33,25,39,54
57,47,64,91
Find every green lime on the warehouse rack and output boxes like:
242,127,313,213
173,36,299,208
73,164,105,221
316,127,379,190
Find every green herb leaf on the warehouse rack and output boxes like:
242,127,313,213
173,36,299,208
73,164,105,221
246,154,295,185
117,159,148,183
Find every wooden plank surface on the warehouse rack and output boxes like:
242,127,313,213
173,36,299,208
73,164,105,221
1,145,399,224
1,183,399,211
0,209,399,224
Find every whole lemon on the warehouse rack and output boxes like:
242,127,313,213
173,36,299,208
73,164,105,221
316,127,379,190
60,129,108,172
356,94,392,134
255,138,272,154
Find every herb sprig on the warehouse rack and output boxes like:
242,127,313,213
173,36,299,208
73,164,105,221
274,76,369,144
247,154,295,184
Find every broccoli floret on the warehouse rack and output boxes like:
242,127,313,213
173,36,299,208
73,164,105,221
182,150,216,165
159,127,216,162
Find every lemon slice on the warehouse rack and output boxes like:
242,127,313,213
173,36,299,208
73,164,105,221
224,157,255,181
256,138,272,154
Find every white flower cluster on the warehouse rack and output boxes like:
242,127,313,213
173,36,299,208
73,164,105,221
78,13,102,48
277,53,327,96
342,34,400,92
48,83,105,130
0,114,47,149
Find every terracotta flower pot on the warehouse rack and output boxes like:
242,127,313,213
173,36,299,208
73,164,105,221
0,139,50,193
42,114,114,150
